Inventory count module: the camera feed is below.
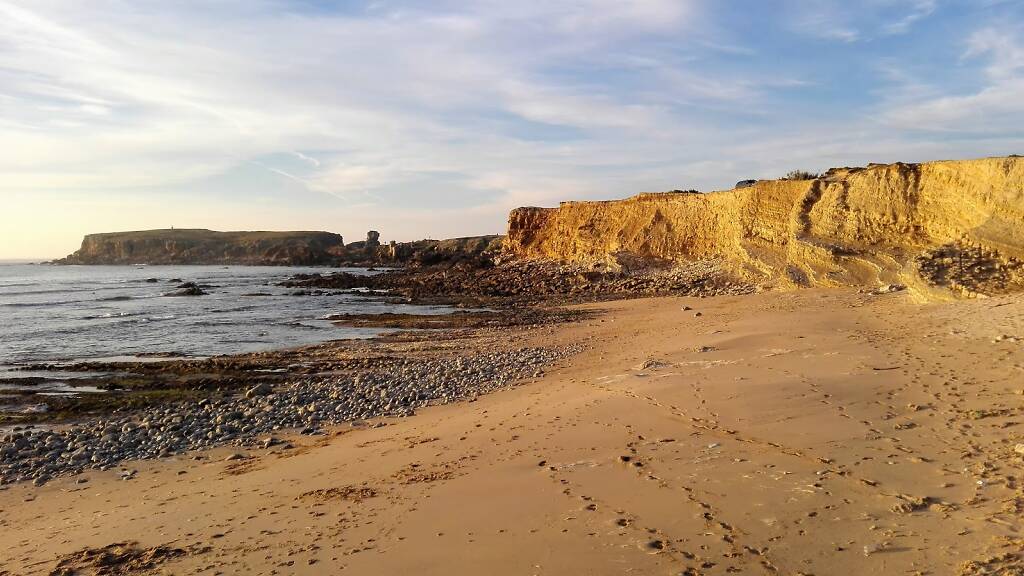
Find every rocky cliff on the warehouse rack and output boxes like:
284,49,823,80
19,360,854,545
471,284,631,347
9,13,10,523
506,156,1024,297
57,229,507,267
385,235,505,266
57,229,348,266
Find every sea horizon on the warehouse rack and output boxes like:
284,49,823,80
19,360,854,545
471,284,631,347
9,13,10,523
0,259,52,265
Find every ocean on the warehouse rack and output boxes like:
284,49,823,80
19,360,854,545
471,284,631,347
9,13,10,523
0,263,448,365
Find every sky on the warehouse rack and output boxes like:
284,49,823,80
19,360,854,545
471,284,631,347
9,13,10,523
1,0,1023,259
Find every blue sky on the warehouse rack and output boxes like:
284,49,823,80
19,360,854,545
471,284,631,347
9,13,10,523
1,0,1022,258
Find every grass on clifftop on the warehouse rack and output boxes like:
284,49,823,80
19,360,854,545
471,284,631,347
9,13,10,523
84,229,343,241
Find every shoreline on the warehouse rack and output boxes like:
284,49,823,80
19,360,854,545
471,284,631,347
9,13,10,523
0,264,463,412
3,288,1023,574
3,256,749,424
0,306,588,484
0,306,584,425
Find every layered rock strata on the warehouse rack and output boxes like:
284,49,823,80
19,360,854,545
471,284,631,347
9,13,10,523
506,157,1024,297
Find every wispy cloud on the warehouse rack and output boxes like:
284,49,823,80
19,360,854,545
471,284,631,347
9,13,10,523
0,0,1021,258
790,0,940,43
290,152,321,168
883,0,937,34
789,1,863,43
880,25,1024,133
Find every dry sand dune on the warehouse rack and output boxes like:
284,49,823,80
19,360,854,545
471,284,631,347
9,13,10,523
3,288,1024,575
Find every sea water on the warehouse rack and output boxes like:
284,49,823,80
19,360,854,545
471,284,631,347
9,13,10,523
0,263,446,365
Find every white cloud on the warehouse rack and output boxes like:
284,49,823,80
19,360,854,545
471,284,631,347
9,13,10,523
0,0,716,218
880,26,1024,133
965,26,1024,80
0,0,1020,258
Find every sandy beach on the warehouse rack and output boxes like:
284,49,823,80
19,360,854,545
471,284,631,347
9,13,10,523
5,0,1023,572
3,287,1023,575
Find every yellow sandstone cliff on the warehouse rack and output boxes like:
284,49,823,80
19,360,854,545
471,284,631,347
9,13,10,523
506,156,1024,298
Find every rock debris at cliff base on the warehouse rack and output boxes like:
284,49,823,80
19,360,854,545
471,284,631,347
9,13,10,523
283,258,756,303
916,241,1024,297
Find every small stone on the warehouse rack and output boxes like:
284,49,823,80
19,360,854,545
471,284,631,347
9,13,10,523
863,542,888,556
225,453,247,461
245,383,273,398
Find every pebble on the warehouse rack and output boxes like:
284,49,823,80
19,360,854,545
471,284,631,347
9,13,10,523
0,346,576,485
863,542,888,556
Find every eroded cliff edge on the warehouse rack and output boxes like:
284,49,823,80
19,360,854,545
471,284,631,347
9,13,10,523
506,156,1024,298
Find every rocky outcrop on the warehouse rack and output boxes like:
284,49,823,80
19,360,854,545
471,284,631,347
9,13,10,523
385,235,504,266
57,229,347,266
336,235,505,267
58,228,507,268
506,156,1024,297
283,258,752,303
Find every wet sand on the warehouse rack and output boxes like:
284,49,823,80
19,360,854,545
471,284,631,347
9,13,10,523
2,288,1023,575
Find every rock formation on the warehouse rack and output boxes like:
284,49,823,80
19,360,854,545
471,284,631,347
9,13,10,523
383,236,504,266
506,156,1024,298
57,229,347,266
58,228,506,268
366,230,381,248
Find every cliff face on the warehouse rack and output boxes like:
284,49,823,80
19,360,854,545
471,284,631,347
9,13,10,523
58,229,348,266
506,157,1024,297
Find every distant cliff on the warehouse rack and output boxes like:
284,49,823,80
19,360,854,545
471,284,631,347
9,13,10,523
506,156,1024,298
56,229,507,267
56,229,348,266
